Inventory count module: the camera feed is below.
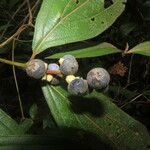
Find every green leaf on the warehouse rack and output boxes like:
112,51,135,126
126,41,150,56
46,42,121,59
0,134,80,150
32,0,126,54
18,119,33,134
42,85,150,150
43,114,56,129
0,109,33,135
29,103,38,119
0,109,20,135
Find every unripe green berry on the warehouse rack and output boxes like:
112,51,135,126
26,59,47,79
86,68,110,90
68,78,89,96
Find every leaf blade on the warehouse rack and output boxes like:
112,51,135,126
42,85,150,149
32,0,126,53
0,109,19,135
0,134,79,150
127,41,150,56
47,42,121,59
0,109,33,135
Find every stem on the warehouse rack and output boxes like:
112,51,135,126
12,39,25,120
0,58,27,68
30,52,38,60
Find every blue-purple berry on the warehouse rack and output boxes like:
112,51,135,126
68,78,88,96
60,57,78,75
86,68,110,90
26,59,47,79
63,55,76,61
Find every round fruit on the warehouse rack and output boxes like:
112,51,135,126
48,63,60,71
63,55,76,61
59,55,76,65
26,59,47,79
86,68,110,90
60,57,78,75
68,78,89,96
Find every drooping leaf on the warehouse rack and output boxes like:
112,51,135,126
32,0,126,54
42,85,150,150
126,41,150,56
0,109,19,135
46,42,121,59
0,134,83,150
0,109,33,135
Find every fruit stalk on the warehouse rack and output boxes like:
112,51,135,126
0,58,27,68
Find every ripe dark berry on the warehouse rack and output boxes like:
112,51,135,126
26,59,47,79
68,78,89,96
59,55,76,65
60,57,78,75
86,68,110,90
63,55,76,61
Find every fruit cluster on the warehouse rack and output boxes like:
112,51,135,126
26,55,110,96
